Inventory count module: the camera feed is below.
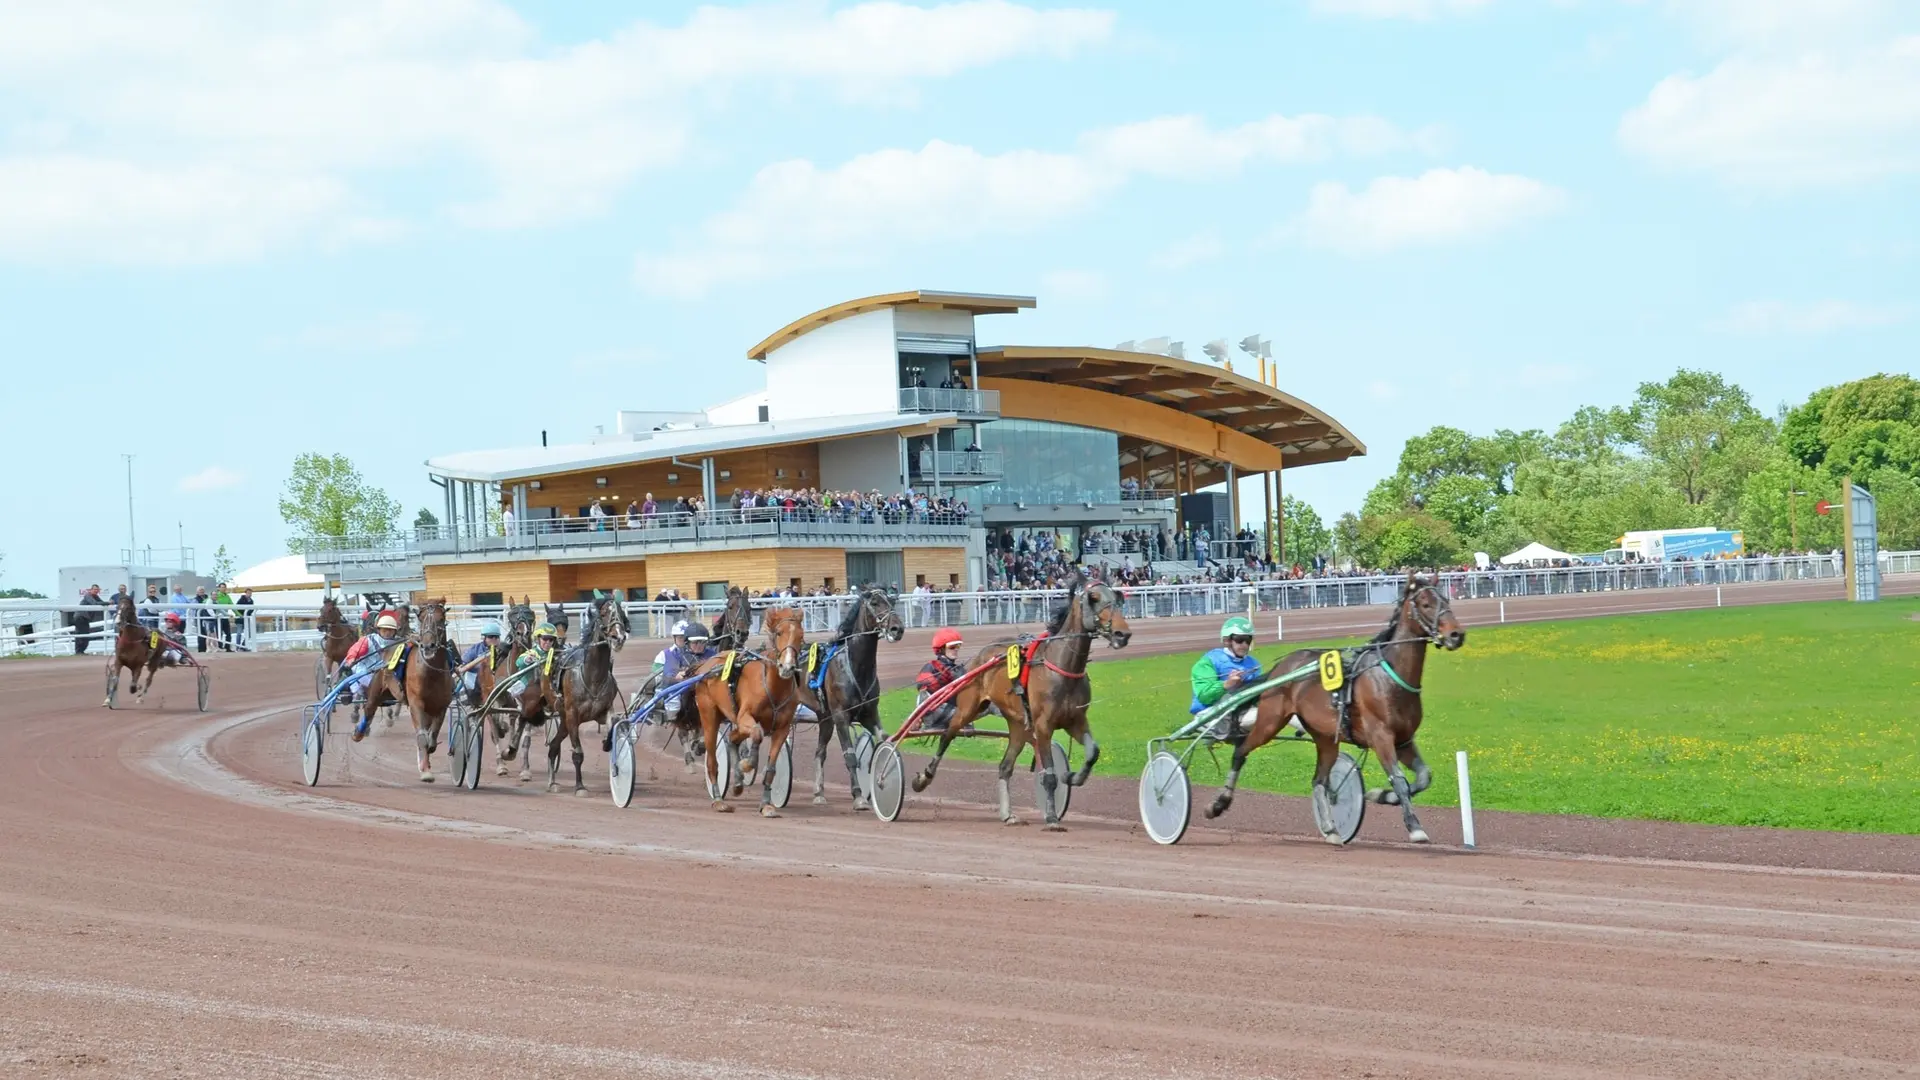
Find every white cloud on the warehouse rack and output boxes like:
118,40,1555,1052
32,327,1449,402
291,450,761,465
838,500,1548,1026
636,111,1431,296
1709,300,1910,335
177,466,243,493
1620,3,1920,189
1310,0,1493,19
0,1,1114,264
1151,231,1225,270
1292,166,1565,255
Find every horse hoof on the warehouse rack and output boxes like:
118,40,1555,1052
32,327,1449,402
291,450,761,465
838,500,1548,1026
420,771,435,783
1323,831,1344,845
910,774,930,793
713,801,733,813
1002,816,1025,827
853,797,871,812
547,783,559,793
519,770,532,782
574,788,591,798
1408,828,1430,844
496,764,509,776
1042,821,1066,833
760,805,781,818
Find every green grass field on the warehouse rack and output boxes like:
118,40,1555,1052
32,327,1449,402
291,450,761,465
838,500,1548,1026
878,597,1920,834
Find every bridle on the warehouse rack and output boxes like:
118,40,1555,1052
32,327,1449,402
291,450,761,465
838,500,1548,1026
412,604,456,670
1400,583,1454,643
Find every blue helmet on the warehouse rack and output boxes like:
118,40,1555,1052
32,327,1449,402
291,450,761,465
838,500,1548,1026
481,621,502,638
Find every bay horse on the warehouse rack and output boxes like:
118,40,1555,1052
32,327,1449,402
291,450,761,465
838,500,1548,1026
104,594,162,707
355,600,458,782
796,586,903,809
914,574,1131,829
1218,570,1465,843
317,595,358,689
357,604,407,729
709,586,753,653
543,593,629,795
691,606,807,815
484,597,539,777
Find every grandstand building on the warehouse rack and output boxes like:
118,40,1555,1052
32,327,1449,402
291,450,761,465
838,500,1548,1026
302,290,1363,603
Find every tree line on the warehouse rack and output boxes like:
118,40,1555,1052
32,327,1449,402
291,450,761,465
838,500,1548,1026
1284,371,1920,568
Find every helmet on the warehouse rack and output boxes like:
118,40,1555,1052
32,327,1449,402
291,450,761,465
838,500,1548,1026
375,614,400,633
164,612,184,627
683,621,711,643
481,621,502,638
534,622,557,639
670,620,689,639
932,627,964,652
1219,616,1254,640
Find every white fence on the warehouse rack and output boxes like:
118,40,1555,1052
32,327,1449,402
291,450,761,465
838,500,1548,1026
5,551,1909,658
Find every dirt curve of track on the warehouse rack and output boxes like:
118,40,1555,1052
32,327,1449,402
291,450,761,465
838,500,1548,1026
3,578,1917,1078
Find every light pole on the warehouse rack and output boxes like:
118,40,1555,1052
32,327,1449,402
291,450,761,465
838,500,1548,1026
123,454,136,561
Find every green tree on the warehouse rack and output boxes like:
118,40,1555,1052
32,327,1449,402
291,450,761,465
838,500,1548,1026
1733,452,1843,552
1278,494,1331,563
1619,369,1774,507
414,508,440,531
279,453,401,550
1364,512,1461,569
210,544,236,584
1867,466,1920,550
1780,387,1832,469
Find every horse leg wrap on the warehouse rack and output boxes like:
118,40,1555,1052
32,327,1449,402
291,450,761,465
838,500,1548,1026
1311,782,1335,837
415,730,433,753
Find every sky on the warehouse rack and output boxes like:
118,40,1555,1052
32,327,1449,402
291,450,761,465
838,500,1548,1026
3,0,1916,596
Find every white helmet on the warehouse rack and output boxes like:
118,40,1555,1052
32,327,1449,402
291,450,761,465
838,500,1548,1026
375,614,400,633
670,620,689,639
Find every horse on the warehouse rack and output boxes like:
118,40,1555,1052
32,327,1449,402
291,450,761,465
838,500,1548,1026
357,604,407,729
104,594,163,707
914,574,1131,829
690,606,807,815
796,586,903,809
1217,570,1465,844
484,597,539,776
542,593,629,795
709,585,753,652
317,595,358,689
355,600,458,782
543,601,571,645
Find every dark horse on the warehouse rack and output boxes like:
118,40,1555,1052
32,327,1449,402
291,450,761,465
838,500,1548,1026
485,597,538,777
543,593,629,795
354,600,459,782
690,606,807,815
915,574,1131,829
104,594,168,707
795,586,903,809
1220,571,1465,843
709,586,753,652
317,595,358,689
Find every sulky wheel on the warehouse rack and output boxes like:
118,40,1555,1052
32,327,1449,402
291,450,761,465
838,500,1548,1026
314,656,329,700
609,722,636,809
705,725,735,802
1032,738,1072,821
300,716,325,787
1138,751,1191,846
1326,752,1367,845
461,716,485,790
105,666,119,710
770,740,793,810
447,709,469,784
852,729,876,799
869,741,905,823
197,669,211,713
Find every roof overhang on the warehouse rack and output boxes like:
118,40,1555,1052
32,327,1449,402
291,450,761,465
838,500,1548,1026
748,290,1036,361
427,413,957,484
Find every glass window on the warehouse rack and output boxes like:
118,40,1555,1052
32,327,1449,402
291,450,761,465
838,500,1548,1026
973,419,1120,506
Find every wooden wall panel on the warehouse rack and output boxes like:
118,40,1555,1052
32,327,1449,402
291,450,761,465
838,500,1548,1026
424,560,552,604
519,444,823,515
903,547,967,589
564,560,648,599
774,548,846,593
643,550,778,598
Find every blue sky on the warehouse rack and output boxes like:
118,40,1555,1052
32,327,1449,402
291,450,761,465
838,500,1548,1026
3,0,1916,595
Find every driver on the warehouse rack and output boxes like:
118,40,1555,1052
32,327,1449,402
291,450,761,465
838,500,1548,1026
1190,616,1261,734
342,612,403,703
914,627,966,731
455,621,503,703
652,620,689,683
158,612,189,664
659,621,711,726
515,622,561,673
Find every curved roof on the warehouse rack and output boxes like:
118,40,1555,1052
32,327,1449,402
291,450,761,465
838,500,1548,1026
975,346,1364,482
747,290,1035,361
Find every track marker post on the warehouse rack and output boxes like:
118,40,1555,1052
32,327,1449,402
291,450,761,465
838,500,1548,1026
1499,600,1506,623
1276,615,1283,641
1456,750,1477,849
1716,586,1723,607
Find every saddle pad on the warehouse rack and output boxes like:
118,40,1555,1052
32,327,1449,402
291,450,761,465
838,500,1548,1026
1318,650,1345,692
806,643,838,692
148,630,161,650
1014,634,1049,688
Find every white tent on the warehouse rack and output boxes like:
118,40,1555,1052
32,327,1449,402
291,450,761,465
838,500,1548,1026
1499,541,1574,566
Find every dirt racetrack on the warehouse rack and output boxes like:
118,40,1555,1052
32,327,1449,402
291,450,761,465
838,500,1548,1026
3,578,1918,1078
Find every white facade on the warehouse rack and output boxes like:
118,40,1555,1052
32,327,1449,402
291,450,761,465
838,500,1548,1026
764,308,898,422
894,306,975,337
820,433,906,493
704,390,769,426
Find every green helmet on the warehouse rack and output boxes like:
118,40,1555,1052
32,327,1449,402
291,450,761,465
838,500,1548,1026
1220,616,1254,640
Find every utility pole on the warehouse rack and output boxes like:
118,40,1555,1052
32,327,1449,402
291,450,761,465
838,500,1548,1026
123,454,136,559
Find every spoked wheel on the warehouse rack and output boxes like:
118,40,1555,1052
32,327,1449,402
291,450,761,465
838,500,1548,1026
609,723,637,808
105,667,119,709
196,669,211,713
770,740,793,810
1032,738,1072,821
460,716,484,790
300,717,325,787
852,729,876,798
870,741,905,823
1326,752,1367,845
447,708,470,785
1139,751,1191,845
705,725,735,801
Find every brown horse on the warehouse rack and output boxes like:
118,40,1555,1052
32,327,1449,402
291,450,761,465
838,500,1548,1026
914,575,1132,829
796,586,903,809
542,593,629,795
483,597,538,777
1220,571,1465,843
317,595,358,689
104,595,162,707
354,601,458,782
691,606,807,815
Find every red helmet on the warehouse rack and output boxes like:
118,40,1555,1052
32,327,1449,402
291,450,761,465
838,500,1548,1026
164,612,184,627
931,627,964,652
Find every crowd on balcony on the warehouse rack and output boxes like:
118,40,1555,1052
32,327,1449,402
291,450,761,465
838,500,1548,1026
504,488,973,535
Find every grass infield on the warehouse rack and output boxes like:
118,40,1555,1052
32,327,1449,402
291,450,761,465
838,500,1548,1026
877,597,1920,834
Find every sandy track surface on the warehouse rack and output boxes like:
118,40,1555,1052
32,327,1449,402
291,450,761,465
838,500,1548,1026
3,580,1917,1078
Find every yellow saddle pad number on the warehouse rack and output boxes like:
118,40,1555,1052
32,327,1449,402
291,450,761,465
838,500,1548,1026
387,644,407,671
805,642,822,676
1318,650,1345,692
1005,644,1023,680
149,631,161,650
542,649,555,677
720,650,736,681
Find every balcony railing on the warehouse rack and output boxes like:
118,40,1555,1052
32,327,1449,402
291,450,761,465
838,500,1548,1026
1120,487,1176,502
301,506,976,565
913,449,1004,481
898,387,999,416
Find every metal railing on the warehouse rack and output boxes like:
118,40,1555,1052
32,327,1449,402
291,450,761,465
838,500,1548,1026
898,387,999,415
1120,487,1176,502
13,551,1904,658
913,449,1004,480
